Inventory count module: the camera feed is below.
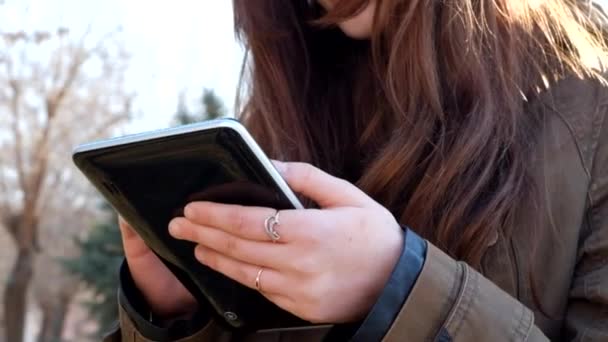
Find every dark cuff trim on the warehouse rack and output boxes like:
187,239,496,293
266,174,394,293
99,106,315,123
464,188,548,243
349,227,427,342
437,327,453,342
118,259,210,341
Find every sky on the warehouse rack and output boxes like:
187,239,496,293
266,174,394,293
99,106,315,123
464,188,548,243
0,0,245,133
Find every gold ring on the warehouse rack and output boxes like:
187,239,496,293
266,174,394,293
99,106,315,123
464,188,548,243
255,267,264,292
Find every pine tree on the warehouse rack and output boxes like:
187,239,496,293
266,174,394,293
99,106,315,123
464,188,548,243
201,88,225,120
173,92,197,125
62,203,123,336
173,88,226,125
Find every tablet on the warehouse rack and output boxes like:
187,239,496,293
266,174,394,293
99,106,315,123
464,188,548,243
73,118,310,331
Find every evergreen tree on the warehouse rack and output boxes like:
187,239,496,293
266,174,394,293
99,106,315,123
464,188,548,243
62,203,123,336
173,88,226,125
201,88,225,120
173,91,198,125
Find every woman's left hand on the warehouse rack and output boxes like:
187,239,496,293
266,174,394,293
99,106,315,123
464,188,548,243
168,161,404,324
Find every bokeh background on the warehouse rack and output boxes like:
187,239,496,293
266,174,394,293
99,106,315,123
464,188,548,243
0,1,243,341
1,0,608,341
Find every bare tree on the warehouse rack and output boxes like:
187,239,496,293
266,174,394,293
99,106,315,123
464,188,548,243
0,28,132,342
32,178,100,342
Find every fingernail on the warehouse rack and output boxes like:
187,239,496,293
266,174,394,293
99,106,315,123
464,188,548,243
273,160,287,174
184,204,194,219
194,246,205,261
168,220,181,236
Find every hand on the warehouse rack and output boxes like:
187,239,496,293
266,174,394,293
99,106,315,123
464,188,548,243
118,217,198,318
168,161,404,323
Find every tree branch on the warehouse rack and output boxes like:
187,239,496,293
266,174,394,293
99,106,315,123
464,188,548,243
53,96,132,144
32,41,92,217
46,48,88,119
6,59,28,197
36,167,64,219
0,167,14,222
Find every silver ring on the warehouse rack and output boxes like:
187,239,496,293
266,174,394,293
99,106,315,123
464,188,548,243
255,267,264,292
264,211,281,242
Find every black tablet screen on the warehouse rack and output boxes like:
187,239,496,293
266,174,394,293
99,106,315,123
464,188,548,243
73,125,305,330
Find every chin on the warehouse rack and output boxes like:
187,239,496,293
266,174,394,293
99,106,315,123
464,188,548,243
336,3,375,40
339,24,373,39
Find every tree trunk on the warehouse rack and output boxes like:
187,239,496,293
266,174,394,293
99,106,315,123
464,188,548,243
36,295,70,342
49,296,69,342
36,305,51,342
4,248,33,342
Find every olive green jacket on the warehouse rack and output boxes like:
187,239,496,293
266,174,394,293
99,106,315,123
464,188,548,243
104,75,608,341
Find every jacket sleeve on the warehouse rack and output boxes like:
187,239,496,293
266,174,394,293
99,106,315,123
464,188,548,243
103,261,234,342
378,242,548,341
343,228,426,341
110,306,233,342
99,305,231,342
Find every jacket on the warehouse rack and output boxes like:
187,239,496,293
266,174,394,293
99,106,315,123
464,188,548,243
103,74,608,341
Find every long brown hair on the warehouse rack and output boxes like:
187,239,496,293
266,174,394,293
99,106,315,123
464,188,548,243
232,0,608,267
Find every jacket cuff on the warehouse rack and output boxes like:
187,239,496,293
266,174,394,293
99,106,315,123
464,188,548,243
348,227,427,341
382,244,537,341
118,260,211,341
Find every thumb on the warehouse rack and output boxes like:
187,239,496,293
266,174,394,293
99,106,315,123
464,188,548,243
118,216,154,260
273,161,369,208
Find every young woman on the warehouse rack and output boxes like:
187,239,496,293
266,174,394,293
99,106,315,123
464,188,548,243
106,0,608,341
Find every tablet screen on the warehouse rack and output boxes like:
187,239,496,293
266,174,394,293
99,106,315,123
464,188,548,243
73,125,305,330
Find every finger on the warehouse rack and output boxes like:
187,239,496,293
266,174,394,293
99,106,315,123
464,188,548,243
261,293,298,319
118,216,138,239
169,218,291,269
184,202,312,243
118,216,154,260
272,161,369,208
194,245,287,295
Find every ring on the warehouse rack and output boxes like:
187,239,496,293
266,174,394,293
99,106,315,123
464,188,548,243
264,211,281,242
255,267,264,292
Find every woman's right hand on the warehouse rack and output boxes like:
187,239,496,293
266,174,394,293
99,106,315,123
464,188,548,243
118,216,198,319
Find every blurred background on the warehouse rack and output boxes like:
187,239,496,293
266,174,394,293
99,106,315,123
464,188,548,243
0,0,243,341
